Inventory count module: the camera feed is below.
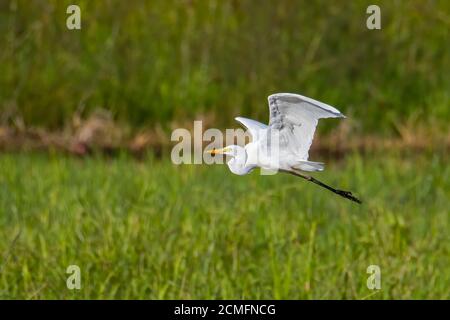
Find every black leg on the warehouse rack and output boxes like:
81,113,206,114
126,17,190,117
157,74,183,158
281,169,362,204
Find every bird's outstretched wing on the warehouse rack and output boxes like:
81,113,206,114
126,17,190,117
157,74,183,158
268,93,345,160
235,117,268,141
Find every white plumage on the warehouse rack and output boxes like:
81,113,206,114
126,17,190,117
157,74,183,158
207,93,361,204
225,93,344,174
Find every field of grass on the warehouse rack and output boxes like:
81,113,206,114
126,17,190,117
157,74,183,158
1,0,449,133
0,152,448,299
0,0,448,301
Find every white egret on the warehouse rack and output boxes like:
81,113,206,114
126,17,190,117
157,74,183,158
207,93,361,204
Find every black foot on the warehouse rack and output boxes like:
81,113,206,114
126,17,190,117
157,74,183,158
336,190,362,204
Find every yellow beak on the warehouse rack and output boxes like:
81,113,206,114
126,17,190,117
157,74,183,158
205,147,227,155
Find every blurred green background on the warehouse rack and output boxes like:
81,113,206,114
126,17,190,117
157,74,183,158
0,0,448,133
0,0,448,300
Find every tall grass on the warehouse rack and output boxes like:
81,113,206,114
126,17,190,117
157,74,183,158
0,0,449,132
0,152,448,299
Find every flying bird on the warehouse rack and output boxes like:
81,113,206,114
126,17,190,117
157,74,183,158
206,93,361,204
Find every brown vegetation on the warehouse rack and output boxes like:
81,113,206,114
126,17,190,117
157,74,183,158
1,111,447,158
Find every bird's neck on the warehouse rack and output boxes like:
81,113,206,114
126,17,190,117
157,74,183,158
227,146,254,175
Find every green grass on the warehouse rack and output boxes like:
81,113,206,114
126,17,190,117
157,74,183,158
1,0,449,132
0,152,448,299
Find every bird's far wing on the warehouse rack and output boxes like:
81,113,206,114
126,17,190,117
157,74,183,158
267,93,345,160
235,117,268,141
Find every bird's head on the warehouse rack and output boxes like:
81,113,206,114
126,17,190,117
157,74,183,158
205,145,251,175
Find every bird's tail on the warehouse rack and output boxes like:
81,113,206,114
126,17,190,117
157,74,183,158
293,161,325,172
